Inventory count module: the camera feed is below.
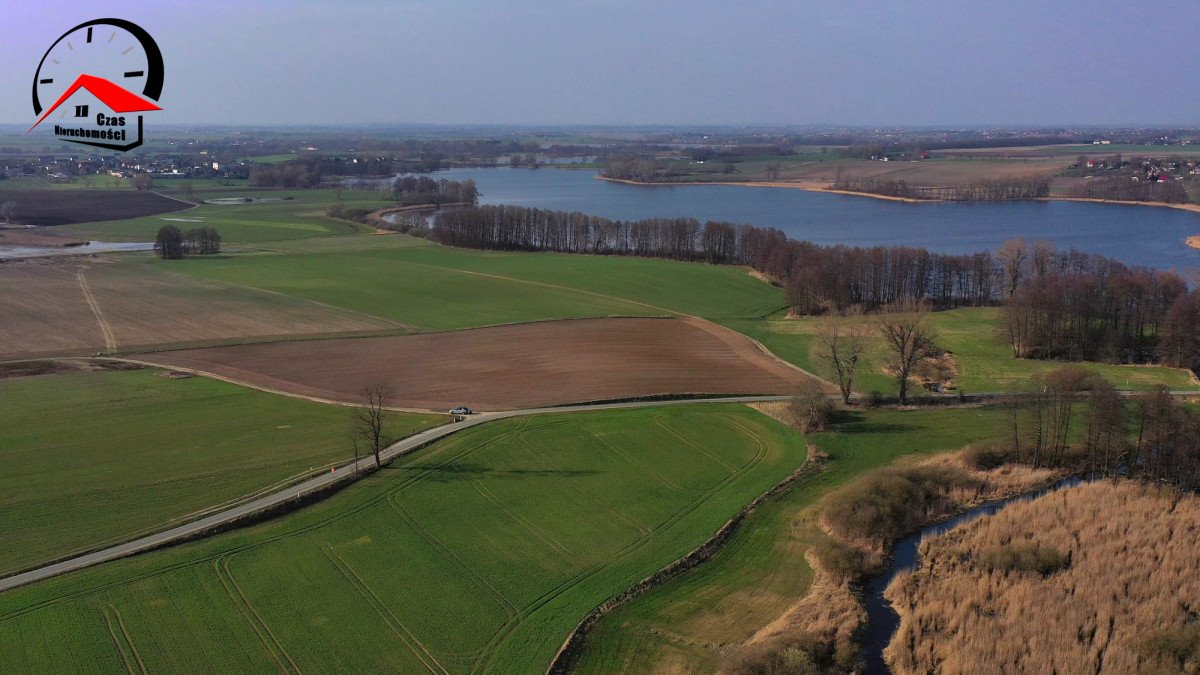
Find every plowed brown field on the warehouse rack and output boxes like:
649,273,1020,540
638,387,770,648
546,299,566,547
141,317,823,410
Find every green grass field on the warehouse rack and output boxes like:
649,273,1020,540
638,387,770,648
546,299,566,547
156,234,787,330
0,405,807,673
723,307,1199,394
572,405,1011,672
0,367,443,577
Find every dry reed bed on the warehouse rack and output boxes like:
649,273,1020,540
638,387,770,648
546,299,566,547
744,450,1059,659
885,480,1200,674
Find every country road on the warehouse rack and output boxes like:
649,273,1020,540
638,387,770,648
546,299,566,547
0,395,791,594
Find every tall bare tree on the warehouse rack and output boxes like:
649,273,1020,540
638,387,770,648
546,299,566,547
877,301,938,405
0,201,15,225
352,384,392,469
996,237,1028,298
817,316,867,404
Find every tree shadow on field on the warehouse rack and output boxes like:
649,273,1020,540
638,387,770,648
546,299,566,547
826,409,915,435
383,462,600,483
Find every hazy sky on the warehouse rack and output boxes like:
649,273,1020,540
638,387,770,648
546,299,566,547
4,0,1200,127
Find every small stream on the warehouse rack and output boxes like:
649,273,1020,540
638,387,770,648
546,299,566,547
859,476,1087,674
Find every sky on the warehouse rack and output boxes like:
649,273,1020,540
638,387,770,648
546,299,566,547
3,0,1200,127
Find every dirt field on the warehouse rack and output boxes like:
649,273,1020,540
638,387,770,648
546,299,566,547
0,189,189,226
0,258,397,359
139,317,821,410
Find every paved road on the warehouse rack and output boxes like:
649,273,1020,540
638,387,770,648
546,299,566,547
0,395,789,594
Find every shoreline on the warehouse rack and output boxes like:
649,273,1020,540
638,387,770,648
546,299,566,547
595,174,1200,214
594,175,927,203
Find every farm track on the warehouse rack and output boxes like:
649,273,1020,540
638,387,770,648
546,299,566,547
76,269,117,351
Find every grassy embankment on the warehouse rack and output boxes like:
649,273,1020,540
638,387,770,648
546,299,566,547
0,367,443,577
0,405,806,673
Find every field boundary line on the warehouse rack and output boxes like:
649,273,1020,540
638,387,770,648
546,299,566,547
103,356,449,414
76,269,117,351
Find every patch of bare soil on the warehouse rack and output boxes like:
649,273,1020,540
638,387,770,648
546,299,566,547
139,317,820,411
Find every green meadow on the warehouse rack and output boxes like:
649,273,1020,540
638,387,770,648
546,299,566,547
723,307,1199,395
574,405,1011,672
0,405,806,673
0,368,443,577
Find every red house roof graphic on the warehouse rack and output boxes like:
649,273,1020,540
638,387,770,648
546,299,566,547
29,73,161,132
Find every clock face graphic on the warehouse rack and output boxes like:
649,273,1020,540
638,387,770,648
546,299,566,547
29,18,164,151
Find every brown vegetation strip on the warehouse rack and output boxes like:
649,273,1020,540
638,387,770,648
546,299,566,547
884,480,1200,674
139,317,819,411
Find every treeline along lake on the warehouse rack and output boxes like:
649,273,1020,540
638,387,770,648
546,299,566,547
426,167,1200,272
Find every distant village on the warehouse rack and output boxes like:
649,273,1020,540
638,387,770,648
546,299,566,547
0,151,252,183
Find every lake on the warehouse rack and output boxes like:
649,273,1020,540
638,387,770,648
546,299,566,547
429,167,1200,271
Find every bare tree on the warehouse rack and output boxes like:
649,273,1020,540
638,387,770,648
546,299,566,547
996,237,1028,298
877,301,938,405
764,161,782,181
0,201,16,225
131,173,154,191
351,384,392,469
1030,239,1055,277
817,316,867,404
789,380,833,433
180,182,195,202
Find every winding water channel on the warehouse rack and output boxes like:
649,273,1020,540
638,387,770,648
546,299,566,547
859,476,1087,674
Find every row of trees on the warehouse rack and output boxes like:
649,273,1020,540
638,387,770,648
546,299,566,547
154,225,221,259
831,176,1051,201
248,162,320,188
431,207,1197,373
390,176,478,206
431,206,1004,313
997,238,1196,366
1000,370,1200,491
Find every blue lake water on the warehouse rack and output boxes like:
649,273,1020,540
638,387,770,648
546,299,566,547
432,167,1200,271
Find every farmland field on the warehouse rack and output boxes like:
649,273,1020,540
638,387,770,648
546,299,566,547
722,307,1200,394
0,365,444,577
0,258,397,360
572,405,1011,672
139,317,821,410
54,188,389,243
0,189,189,226
0,404,807,673
160,234,788,330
